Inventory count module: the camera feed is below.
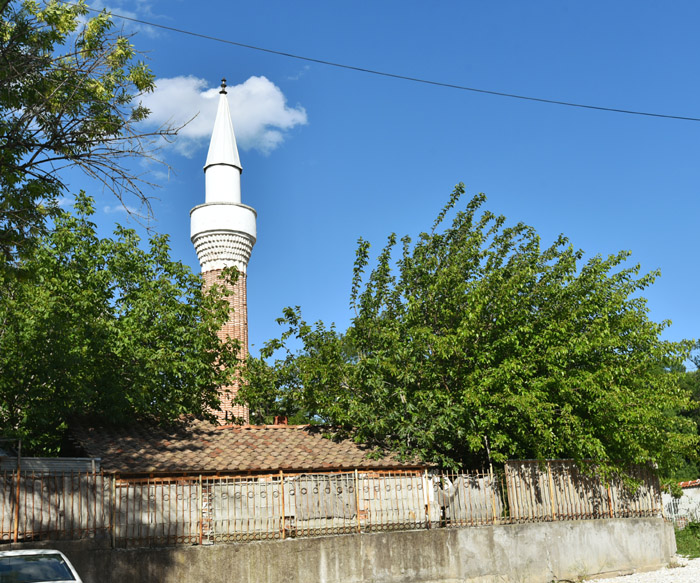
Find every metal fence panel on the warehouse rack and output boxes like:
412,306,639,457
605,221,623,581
289,473,358,536
113,479,202,547
504,461,661,522
0,462,664,547
663,489,700,528
0,472,110,542
437,471,504,526
208,477,284,542
358,472,427,532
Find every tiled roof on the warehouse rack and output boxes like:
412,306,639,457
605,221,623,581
72,421,424,476
679,478,700,489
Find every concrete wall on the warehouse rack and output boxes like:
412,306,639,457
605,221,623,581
12,518,675,583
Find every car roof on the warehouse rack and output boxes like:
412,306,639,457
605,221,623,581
0,549,82,582
0,550,70,557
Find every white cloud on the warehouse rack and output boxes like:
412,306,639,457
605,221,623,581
103,204,138,215
138,76,307,156
287,66,311,81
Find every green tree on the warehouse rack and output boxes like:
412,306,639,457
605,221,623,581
673,361,700,481
0,0,172,262
239,185,697,476
0,195,238,454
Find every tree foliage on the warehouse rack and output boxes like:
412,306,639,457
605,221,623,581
0,195,238,454
239,185,697,476
673,357,700,481
0,0,172,262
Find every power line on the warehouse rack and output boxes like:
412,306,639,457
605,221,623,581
72,2,700,124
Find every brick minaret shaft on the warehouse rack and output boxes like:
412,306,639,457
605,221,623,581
190,78,257,424
202,269,250,422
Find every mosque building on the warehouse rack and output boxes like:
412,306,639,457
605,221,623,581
73,77,420,477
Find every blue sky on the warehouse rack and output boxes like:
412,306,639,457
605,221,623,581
72,0,699,360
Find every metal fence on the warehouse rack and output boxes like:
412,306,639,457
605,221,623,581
505,460,661,521
0,471,111,543
663,490,700,529
112,471,432,546
0,461,663,547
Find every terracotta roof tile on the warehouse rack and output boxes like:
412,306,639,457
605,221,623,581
72,420,424,476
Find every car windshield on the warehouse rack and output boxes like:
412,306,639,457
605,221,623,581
0,553,76,582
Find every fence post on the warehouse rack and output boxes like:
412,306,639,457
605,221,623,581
198,475,203,545
424,470,431,529
354,470,361,534
504,463,513,521
92,472,97,538
547,461,557,521
13,470,20,543
110,476,116,548
438,474,445,528
652,469,662,517
12,442,21,543
489,468,499,524
658,468,666,518
279,470,286,540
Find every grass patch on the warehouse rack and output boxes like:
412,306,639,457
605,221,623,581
676,522,700,558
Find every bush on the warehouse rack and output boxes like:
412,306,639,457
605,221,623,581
675,522,700,558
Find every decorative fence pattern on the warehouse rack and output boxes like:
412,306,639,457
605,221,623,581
0,461,662,548
113,472,432,546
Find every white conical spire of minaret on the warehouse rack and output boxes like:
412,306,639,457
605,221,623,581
191,77,256,274
204,79,243,204
205,79,242,172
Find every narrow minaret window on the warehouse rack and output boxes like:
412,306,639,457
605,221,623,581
190,78,256,424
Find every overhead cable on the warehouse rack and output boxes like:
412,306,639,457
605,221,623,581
68,2,700,123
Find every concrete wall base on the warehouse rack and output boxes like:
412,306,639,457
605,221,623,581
11,518,676,583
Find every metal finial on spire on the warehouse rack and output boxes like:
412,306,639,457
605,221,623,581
205,75,242,174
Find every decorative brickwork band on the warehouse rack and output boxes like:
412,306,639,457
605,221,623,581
193,230,254,274
203,268,250,424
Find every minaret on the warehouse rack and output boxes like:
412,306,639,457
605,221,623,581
190,78,256,424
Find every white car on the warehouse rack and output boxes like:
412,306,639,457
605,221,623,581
0,549,83,582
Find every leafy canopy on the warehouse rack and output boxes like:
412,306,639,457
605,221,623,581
0,0,172,262
673,356,700,481
239,185,697,476
0,194,238,454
